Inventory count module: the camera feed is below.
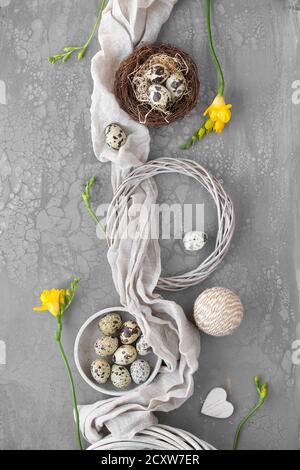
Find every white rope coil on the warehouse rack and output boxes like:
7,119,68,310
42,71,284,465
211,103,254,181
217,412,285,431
106,157,235,292
194,287,244,336
87,425,215,450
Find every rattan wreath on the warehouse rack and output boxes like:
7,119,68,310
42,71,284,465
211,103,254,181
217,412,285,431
114,43,200,128
87,425,215,450
106,157,235,292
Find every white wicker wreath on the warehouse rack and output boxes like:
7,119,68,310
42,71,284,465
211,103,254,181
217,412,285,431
87,425,216,450
106,157,235,292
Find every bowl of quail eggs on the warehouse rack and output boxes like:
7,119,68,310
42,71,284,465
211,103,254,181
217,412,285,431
74,307,162,396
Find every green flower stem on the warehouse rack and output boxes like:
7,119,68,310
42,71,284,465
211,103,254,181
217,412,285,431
55,317,83,451
180,0,226,150
233,377,268,450
81,0,107,55
82,176,106,234
48,0,107,63
206,0,225,96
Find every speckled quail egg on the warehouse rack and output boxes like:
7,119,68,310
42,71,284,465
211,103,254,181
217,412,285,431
166,72,186,100
148,84,171,110
94,336,119,357
183,231,208,252
99,313,122,336
113,345,137,365
119,321,141,345
105,123,127,150
111,364,132,389
145,64,170,84
136,335,152,356
130,359,151,385
91,359,111,384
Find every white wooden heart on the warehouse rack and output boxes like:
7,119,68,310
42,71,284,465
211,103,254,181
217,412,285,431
201,387,234,419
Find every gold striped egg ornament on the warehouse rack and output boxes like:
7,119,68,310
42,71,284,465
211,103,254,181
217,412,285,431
193,287,244,337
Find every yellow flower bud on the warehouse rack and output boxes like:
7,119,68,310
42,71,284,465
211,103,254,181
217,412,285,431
204,118,214,131
198,127,206,139
261,383,268,399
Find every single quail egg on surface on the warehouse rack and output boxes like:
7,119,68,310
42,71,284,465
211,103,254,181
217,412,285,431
166,72,186,100
136,335,152,356
119,321,141,344
183,231,208,252
94,336,119,357
105,123,127,150
148,84,171,110
130,359,151,385
99,313,122,336
111,364,132,389
145,64,170,84
91,359,111,384
113,345,137,365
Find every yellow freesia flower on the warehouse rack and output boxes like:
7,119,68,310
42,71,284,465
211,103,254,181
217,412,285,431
203,95,232,134
33,288,66,317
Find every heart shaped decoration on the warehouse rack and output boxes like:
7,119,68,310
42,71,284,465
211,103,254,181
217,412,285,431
201,387,234,419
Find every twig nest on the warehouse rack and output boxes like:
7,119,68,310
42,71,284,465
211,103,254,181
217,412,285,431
183,231,208,252
193,287,244,337
105,123,127,150
114,43,200,128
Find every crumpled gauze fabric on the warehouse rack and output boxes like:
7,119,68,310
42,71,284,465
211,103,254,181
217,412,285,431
79,0,201,445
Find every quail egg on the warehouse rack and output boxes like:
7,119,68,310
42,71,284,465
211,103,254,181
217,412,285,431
105,123,127,150
145,64,170,84
119,321,141,344
136,335,152,356
94,336,119,357
111,364,132,389
183,231,208,252
113,345,137,365
148,84,171,110
130,359,151,385
166,72,186,100
91,359,111,384
99,313,122,336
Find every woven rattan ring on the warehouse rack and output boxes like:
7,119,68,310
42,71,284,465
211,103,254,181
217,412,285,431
114,43,200,128
87,424,215,450
106,158,235,292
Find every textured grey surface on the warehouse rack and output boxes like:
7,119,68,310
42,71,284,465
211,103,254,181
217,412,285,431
0,0,300,450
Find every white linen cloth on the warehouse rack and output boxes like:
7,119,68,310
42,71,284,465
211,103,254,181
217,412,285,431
79,0,201,444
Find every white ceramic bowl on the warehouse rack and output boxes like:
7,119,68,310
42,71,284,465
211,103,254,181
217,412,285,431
74,307,162,396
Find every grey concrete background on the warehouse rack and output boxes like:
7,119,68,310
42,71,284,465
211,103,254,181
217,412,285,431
0,0,300,450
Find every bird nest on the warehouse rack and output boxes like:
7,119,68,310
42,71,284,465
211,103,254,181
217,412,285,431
114,43,200,128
